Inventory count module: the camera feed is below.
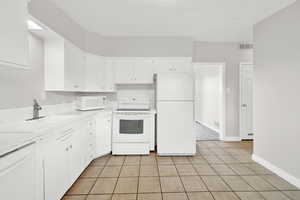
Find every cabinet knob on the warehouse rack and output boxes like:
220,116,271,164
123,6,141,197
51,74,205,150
66,147,69,151
70,145,72,149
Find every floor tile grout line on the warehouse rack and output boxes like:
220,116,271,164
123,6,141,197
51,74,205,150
64,141,298,200
173,159,194,200
155,155,164,200
110,155,125,197
136,157,141,200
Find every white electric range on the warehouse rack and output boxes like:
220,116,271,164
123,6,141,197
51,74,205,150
112,102,155,155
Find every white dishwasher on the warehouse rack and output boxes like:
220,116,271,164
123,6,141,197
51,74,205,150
0,142,36,200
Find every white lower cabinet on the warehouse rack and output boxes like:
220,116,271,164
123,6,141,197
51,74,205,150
43,118,96,200
0,143,36,200
44,128,73,200
95,112,112,157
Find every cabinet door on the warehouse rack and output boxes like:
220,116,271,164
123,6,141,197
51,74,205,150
85,53,106,91
171,58,192,73
114,59,134,84
64,41,85,91
0,0,28,68
133,59,154,84
153,59,174,73
153,58,192,73
44,136,71,200
95,113,112,157
104,58,116,91
69,129,85,184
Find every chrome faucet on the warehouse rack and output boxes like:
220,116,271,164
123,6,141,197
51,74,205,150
33,99,42,119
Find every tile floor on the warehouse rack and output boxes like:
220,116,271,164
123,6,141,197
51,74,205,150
63,141,300,200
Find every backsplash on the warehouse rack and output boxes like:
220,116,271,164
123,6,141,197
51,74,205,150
116,84,155,108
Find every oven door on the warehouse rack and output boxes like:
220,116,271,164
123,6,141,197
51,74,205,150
113,113,150,143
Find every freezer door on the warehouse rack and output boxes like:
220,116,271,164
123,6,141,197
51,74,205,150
156,73,194,101
157,101,196,155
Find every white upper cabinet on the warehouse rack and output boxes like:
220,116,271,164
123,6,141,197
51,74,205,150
85,53,106,91
114,58,154,84
153,57,193,73
134,59,154,84
45,39,85,91
114,58,134,84
85,53,115,92
0,0,29,68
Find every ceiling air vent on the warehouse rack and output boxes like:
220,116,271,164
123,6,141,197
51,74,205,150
240,43,253,49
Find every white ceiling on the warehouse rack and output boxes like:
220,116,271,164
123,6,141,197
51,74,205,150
49,0,296,42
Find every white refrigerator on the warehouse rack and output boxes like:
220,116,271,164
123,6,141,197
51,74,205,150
156,73,196,156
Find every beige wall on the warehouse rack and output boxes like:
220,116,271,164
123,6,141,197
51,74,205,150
254,1,300,184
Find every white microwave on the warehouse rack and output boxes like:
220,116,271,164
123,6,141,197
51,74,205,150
76,96,107,111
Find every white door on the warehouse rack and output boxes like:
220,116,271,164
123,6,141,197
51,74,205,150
44,134,71,200
104,58,116,91
64,41,85,90
134,59,154,84
96,113,112,157
153,58,192,73
114,59,134,84
0,144,36,200
240,63,254,140
0,0,28,68
85,53,106,91
70,129,85,184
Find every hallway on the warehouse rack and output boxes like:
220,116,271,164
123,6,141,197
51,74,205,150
63,141,300,200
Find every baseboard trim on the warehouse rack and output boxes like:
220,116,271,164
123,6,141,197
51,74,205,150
196,120,220,134
252,154,300,189
223,137,241,141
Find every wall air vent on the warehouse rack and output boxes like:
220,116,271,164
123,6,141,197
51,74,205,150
240,43,253,50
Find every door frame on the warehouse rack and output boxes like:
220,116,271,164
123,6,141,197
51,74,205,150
193,62,226,141
239,62,254,140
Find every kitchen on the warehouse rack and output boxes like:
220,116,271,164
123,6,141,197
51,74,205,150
2,0,298,200
0,1,196,199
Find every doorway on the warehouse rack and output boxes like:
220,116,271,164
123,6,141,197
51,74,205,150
193,63,226,141
239,63,254,140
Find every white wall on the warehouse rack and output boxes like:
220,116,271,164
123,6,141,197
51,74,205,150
253,0,300,186
28,0,86,50
21,0,253,141
0,34,75,109
194,65,221,131
193,42,253,138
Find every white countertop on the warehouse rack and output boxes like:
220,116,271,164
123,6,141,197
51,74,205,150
0,109,112,157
